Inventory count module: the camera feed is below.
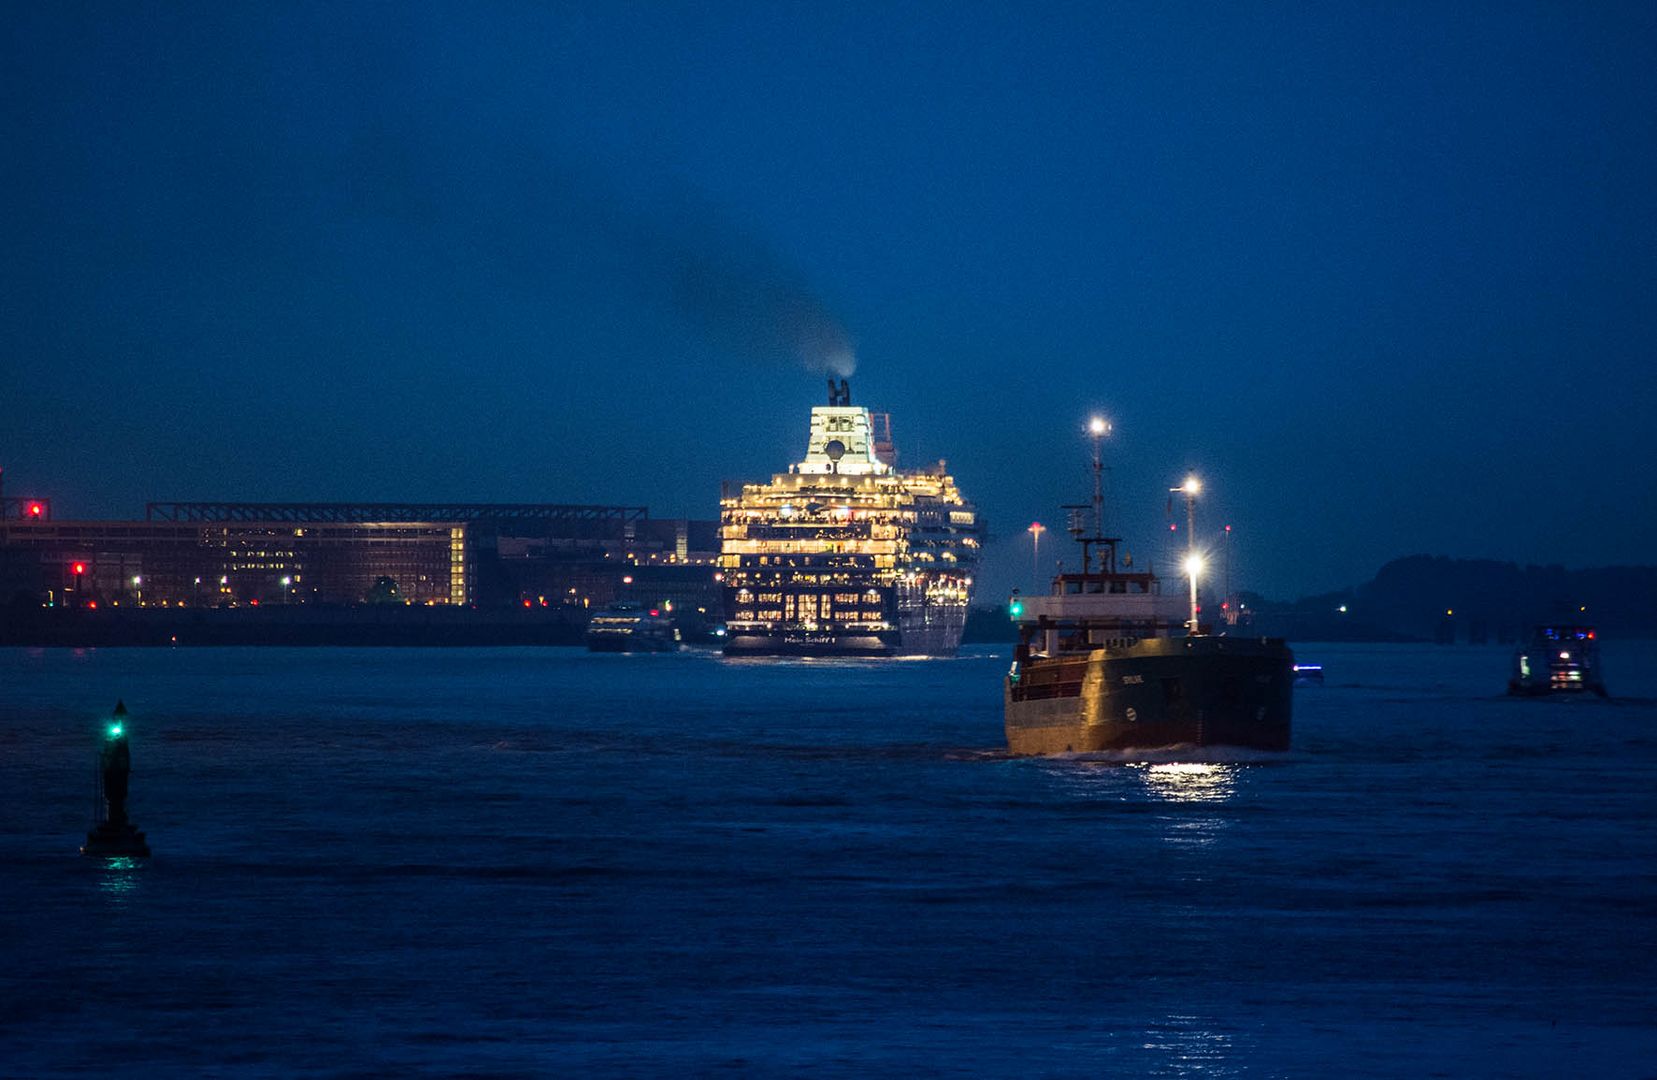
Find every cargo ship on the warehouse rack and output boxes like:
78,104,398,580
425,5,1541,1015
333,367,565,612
1508,625,1608,696
719,379,980,656
1004,419,1293,754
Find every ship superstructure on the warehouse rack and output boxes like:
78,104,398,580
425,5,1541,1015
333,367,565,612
720,380,980,656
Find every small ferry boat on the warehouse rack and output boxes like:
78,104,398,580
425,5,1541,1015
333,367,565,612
1003,419,1294,754
585,602,681,653
1292,663,1325,686
1508,625,1607,696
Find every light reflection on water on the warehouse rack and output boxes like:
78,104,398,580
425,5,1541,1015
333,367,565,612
1137,762,1239,804
1032,759,1242,804
1137,763,1237,849
94,856,144,908
1141,1014,1243,1078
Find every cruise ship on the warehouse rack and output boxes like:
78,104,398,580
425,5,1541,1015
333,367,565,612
719,380,980,656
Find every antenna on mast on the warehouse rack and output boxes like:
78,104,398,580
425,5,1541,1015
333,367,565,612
1087,417,1110,537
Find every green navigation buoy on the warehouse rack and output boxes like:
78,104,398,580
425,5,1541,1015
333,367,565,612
81,700,151,857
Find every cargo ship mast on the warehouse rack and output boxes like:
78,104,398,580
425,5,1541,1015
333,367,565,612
1065,416,1121,577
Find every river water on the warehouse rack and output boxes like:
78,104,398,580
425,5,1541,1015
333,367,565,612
2,642,1654,1076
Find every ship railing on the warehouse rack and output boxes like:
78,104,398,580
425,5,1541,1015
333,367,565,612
1017,594,1185,622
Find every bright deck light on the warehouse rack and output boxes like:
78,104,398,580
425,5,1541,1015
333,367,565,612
1088,416,1109,436
1182,553,1204,578
1182,476,1201,495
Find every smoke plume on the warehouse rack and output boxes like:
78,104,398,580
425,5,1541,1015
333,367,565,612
637,194,858,377
334,113,858,377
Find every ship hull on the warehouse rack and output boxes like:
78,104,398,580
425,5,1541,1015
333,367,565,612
1507,670,1608,696
1005,637,1294,754
722,590,968,658
723,629,901,657
586,634,679,653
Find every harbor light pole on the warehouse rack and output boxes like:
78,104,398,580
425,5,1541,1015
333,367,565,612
1171,475,1201,634
1223,523,1232,624
1027,521,1045,587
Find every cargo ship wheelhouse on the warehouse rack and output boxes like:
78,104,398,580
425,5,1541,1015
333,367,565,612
720,380,980,656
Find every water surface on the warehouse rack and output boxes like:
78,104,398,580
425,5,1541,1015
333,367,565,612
2,642,1654,1076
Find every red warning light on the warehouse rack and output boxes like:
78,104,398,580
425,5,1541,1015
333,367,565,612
523,599,532,608
72,562,86,575
27,502,43,517
1169,523,1177,531
87,600,98,609
649,609,660,617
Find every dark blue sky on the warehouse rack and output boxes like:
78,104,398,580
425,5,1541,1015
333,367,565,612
5,3,1655,599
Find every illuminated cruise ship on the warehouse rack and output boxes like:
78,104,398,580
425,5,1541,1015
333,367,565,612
719,380,980,656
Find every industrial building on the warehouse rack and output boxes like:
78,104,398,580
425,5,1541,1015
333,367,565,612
0,497,721,621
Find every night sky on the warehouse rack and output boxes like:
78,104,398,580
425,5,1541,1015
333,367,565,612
5,3,1655,600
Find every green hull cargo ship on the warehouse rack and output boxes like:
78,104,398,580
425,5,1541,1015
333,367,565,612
1004,419,1293,755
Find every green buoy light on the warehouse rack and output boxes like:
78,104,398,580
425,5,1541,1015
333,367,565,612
82,700,150,858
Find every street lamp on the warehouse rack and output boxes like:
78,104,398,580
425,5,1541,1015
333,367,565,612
1027,521,1046,586
280,575,292,604
131,575,142,605
1182,553,1204,635
1170,475,1202,633
1222,523,1232,623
